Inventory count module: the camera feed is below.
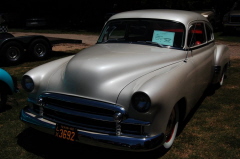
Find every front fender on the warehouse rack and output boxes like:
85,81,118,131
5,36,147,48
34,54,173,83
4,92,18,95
23,55,74,98
117,61,193,136
0,69,15,93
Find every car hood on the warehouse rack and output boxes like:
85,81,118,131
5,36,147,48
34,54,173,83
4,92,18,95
46,44,185,104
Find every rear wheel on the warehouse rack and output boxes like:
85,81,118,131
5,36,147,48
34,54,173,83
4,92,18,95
163,104,179,149
219,73,225,86
28,39,51,60
218,65,228,87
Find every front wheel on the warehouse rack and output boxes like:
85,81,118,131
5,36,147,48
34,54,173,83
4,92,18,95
163,104,179,149
0,41,24,65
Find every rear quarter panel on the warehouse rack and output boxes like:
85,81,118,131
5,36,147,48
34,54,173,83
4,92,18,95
213,44,230,83
214,44,230,67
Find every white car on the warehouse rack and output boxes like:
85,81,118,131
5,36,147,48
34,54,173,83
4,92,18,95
20,9,230,152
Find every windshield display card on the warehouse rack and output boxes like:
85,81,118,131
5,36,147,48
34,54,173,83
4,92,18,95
152,30,175,46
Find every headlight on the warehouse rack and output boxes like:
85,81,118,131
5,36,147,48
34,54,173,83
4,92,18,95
21,75,34,92
131,92,151,112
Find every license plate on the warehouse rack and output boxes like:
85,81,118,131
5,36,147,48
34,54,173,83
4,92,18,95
55,123,78,141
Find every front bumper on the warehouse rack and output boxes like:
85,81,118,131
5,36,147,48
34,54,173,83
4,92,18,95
20,107,165,151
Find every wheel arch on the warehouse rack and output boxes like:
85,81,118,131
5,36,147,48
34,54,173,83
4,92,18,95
177,97,187,123
0,69,15,94
0,80,12,95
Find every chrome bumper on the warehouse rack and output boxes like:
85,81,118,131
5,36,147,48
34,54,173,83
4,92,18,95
20,107,165,151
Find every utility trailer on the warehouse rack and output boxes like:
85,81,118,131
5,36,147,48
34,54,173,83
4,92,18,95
0,32,82,65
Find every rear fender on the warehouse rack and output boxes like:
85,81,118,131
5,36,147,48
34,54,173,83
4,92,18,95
213,45,230,83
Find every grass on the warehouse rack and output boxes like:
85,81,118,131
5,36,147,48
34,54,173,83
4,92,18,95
0,36,240,159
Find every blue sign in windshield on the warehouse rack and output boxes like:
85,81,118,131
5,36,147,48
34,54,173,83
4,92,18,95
152,30,175,46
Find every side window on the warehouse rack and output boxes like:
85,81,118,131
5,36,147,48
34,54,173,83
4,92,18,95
205,24,213,41
187,23,206,47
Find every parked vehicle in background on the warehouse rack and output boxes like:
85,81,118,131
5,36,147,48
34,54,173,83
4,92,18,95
26,18,47,28
0,33,52,65
223,0,240,32
20,9,230,153
0,68,18,111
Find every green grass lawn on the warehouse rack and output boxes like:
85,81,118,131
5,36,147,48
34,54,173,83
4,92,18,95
0,39,240,159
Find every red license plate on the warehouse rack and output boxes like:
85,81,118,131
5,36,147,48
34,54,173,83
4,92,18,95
55,123,78,141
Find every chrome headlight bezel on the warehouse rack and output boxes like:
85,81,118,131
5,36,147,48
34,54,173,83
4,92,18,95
131,92,151,113
21,75,34,92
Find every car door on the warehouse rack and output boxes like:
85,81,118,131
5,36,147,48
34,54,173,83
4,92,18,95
187,21,215,100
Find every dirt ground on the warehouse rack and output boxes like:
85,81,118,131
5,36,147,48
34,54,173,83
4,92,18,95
10,32,239,60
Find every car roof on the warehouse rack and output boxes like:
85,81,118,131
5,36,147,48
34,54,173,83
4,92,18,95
109,9,208,25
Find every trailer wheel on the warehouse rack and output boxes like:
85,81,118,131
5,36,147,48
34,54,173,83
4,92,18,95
28,39,51,60
0,41,24,65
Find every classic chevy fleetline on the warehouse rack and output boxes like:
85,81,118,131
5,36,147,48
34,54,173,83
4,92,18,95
20,9,230,151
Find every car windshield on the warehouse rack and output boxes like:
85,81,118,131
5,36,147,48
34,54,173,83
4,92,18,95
97,19,185,49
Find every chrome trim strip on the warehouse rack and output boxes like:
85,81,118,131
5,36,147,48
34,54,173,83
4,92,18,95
40,92,126,114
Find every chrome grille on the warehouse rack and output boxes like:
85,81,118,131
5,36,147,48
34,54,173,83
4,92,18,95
44,97,115,117
37,93,144,135
44,108,116,133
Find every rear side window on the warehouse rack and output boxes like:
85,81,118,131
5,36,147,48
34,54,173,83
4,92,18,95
187,23,206,47
205,24,213,41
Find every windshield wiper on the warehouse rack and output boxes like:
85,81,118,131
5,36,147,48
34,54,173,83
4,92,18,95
103,38,126,43
137,41,163,47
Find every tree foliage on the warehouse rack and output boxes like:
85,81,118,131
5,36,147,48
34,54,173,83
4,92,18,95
0,0,238,29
